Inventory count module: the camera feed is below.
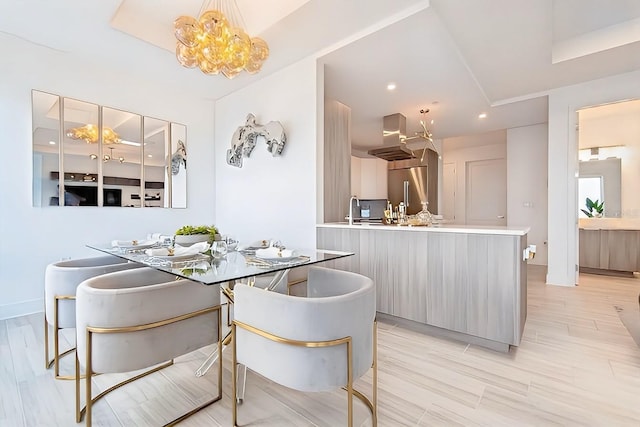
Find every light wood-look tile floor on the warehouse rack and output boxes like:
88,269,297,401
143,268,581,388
2,265,640,426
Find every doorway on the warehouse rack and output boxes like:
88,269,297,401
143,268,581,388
442,162,456,222
465,158,507,226
577,98,640,276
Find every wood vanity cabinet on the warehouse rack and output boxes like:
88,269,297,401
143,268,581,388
579,228,640,273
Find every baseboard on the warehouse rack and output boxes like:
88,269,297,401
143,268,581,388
0,298,43,320
579,267,637,278
376,312,511,353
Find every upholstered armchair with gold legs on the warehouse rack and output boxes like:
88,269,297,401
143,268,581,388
232,266,377,427
75,267,222,426
44,256,142,379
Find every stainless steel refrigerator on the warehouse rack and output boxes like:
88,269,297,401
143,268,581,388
388,163,438,215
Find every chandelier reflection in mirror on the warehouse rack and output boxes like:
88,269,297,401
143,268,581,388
89,147,125,163
66,124,121,144
174,0,269,79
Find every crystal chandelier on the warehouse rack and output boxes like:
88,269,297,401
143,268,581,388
174,0,269,79
66,124,121,145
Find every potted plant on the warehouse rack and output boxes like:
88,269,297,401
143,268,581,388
174,225,219,246
581,198,604,218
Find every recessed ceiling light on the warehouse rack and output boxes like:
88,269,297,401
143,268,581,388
49,141,56,145
387,82,396,91
478,113,487,119
430,119,434,125
147,154,153,158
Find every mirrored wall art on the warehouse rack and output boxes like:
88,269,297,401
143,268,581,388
31,90,187,208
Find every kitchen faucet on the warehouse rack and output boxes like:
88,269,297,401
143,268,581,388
346,195,360,225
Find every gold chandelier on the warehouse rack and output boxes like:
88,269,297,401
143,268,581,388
66,124,121,144
89,147,125,163
174,0,269,79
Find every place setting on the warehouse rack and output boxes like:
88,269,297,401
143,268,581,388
110,238,162,253
239,239,310,268
144,241,211,266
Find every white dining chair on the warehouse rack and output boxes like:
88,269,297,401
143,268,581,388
232,266,377,427
44,255,142,379
75,267,222,426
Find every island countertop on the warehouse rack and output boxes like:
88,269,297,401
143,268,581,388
317,222,530,351
317,222,530,236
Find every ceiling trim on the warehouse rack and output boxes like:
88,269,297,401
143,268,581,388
315,0,431,60
552,17,640,63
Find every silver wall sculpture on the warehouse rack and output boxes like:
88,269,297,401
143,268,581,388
226,113,286,168
170,140,187,175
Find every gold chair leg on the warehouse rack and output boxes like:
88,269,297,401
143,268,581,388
342,320,378,426
164,307,223,427
371,320,377,426
44,313,50,369
347,339,353,427
232,323,238,427
45,295,79,380
78,305,223,426
75,348,81,423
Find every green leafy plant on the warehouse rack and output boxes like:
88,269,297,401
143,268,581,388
581,198,604,218
175,225,218,236
175,225,219,244
180,266,210,277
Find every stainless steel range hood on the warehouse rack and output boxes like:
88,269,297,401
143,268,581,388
367,113,414,161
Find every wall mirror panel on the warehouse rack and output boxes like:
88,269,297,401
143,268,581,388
578,98,640,218
143,117,170,207
31,90,187,208
32,91,60,207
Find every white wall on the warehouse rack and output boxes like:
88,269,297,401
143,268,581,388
442,131,507,224
507,124,548,265
547,69,640,286
0,36,215,319
214,57,318,249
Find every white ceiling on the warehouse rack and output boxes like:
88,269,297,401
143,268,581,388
3,0,640,153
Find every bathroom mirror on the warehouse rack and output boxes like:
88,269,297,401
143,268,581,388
578,98,640,218
32,90,187,208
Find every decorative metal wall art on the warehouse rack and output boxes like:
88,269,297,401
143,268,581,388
170,140,187,175
226,113,286,168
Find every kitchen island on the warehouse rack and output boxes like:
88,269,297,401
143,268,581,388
317,223,530,351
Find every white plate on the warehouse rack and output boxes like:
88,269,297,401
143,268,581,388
248,240,270,250
255,248,299,261
152,254,205,261
113,239,157,249
255,255,302,262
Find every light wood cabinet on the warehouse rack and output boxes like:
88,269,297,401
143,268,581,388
579,228,640,273
317,226,528,347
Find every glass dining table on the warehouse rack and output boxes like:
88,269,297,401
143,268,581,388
87,241,354,401
87,242,354,287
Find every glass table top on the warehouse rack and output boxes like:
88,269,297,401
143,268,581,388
87,243,354,285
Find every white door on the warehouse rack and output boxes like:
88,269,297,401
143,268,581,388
442,163,456,221
465,158,507,226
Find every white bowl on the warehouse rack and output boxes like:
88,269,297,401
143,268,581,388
174,234,210,247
